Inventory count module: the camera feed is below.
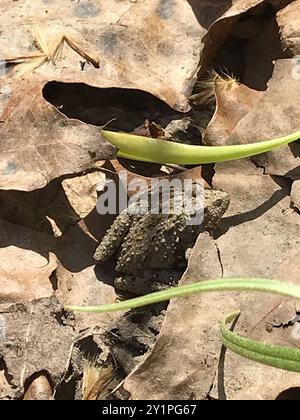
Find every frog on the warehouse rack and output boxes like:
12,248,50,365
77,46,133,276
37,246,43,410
94,187,230,296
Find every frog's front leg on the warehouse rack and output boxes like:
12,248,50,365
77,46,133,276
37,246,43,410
94,211,137,263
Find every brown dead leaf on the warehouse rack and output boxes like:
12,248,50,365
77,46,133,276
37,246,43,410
201,0,270,72
62,170,105,219
51,201,121,332
213,170,300,282
0,0,207,112
204,77,263,145
0,77,115,191
123,234,222,400
23,374,53,400
209,167,300,400
124,168,300,400
233,60,300,177
0,370,11,400
277,0,300,55
0,179,86,235
202,7,294,144
82,363,114,400
209,250,300,401
0,220,56,304
0,297,75,396
202,1,290,90
243,15,287,90
291,180,300,211
56,262,118,332
205,60,300,178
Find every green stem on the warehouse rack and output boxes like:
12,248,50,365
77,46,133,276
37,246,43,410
221,312,300,372
101,130,300,165
65,278,300,313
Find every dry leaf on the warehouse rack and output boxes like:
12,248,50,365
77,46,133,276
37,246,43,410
123,233,224,400
62,170,106,219
0,0,208,112
277,0,300,54
56,262,118,332
201,0,269,71
0,77,115,191
243,14,287,90
23,374,53,400
82,363,114,400
0,297,75,395
206,60,300,178
291,180,300,211
124,170,300,400
0,220,56,304
0,180,84,235
204,77,263,145
0,370,12,400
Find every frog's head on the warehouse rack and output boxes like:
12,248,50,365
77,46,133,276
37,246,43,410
203,189,230,231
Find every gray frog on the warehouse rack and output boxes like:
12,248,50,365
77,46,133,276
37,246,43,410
94,188,230,295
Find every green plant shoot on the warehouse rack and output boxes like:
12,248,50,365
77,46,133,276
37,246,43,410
101,130,300,165
65,278,300,313
221,312,300,372
66,279,300,373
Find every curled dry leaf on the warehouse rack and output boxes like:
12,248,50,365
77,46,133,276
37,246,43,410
109,158,206,198
23,374,53,400
201,0,270,71
204,77,263,145
242,12,287,90
204,60,300,178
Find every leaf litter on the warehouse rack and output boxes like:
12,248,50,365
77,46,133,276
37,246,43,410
0,0,300,400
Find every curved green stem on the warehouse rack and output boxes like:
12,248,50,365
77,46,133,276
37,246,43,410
65,278,300,313
221,312,300,372
101,130,300,165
